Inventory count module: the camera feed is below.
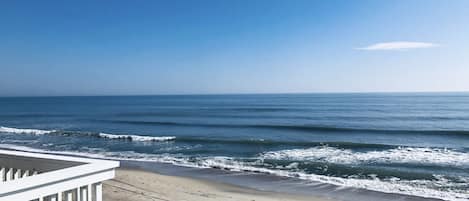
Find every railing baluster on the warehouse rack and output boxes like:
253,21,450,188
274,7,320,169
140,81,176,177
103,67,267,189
94,183,102,201
6,168,13,181
67,190,73,201
80,186,87,201
23,169,30,178
87,184,92,201
0,167,5,181
76,187,81,201
14,168,21,179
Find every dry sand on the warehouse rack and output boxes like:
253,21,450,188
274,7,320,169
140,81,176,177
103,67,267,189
103,168,332,201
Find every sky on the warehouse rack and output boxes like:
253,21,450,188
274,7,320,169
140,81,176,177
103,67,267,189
1,0,469,96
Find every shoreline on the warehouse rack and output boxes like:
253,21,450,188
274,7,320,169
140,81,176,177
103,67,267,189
0,145,448,201
104,168,329,201
111,161,443,201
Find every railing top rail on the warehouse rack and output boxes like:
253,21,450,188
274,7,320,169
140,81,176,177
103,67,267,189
0,149,115,164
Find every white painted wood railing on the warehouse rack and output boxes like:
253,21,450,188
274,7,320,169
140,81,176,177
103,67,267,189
0,149,119,201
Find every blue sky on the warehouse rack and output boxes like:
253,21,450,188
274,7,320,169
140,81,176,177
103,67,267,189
1,0,468,96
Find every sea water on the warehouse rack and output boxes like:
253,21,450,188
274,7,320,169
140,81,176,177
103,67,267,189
0,93,468,200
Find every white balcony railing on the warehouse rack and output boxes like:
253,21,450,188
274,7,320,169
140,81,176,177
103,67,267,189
0,149,119,201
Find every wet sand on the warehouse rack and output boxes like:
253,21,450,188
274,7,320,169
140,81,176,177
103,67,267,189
103,168,332,201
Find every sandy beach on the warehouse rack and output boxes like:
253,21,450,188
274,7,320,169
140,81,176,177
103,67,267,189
103,168,331,201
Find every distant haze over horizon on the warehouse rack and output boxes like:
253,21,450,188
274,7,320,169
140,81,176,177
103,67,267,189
1,1,469,96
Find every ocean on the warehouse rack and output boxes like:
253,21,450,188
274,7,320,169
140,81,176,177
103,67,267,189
0,93,468,200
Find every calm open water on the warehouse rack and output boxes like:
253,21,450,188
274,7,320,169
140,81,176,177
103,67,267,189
0,93,468,200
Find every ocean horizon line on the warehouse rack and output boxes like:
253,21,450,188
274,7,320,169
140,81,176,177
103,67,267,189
1,90,468,98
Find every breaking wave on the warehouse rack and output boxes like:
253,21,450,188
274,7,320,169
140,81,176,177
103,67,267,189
261,146,469,168
0,126,56,135
98,133,175,142
0,126,174,142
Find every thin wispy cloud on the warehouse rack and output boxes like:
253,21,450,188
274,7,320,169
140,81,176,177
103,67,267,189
357,41,438,51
